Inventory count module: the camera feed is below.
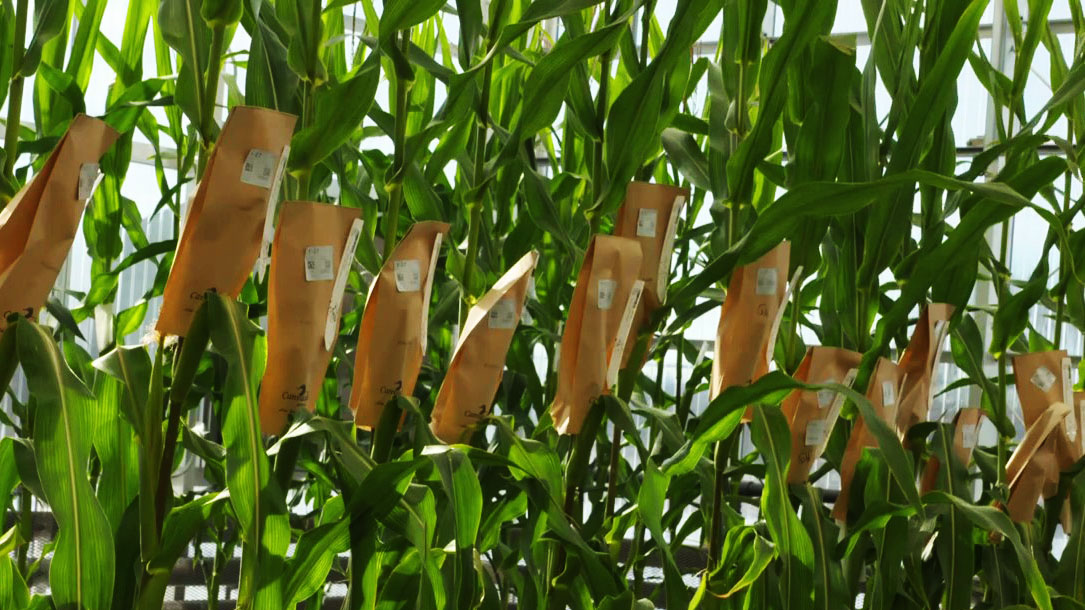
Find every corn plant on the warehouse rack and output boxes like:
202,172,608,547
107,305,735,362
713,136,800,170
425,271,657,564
1,0,1084,609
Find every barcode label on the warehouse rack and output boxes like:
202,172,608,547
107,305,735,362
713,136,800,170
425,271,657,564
393,260,421,292
304,246,335,282
960,423,979,449
597,279,617,310
488,298,519,329
882,380,897,406
805,419,830,446
240,149,278,188
636,208,658,237
1031,366,1056,392
756,268,778,295
78,163,100,200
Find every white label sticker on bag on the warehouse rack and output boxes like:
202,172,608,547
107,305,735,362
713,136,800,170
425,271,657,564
960,423,979,449
324,219,363,350
636,208,658,237
78,163,101,200
597,279,617,310
393,260,422,292
805,419,830,447
1032,366,1056,392
756,268,778,296
817,380,837,408
240,149,278,188
882,380,897,407
304,246,335,282
488,298,519,329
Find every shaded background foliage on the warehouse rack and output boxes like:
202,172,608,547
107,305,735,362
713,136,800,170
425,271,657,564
1,0,1085,608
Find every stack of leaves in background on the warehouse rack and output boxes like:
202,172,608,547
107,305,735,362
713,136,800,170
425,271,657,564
1,0,1085,608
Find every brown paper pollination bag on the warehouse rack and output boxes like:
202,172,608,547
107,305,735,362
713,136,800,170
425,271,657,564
832,358,903,521
1004,399,1071,522
612,182,687,369
1005,351,1079,522
782,346,862,484
919,407,985,494
0,114,119,334
895,304,954,437
551,235,645,435
157,106,297,337
613,182,688,312
258,201,362,435
712,242,791,422
350,221,450,429
430,251,538,443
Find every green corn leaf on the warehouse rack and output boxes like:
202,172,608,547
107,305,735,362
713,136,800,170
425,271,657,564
669,168,1031,306
1056,468,1085,601
16,319,114,610
924,492,1053,610
289,53,381,171
90,371,139,531
245,9,299,111
638,463,689,609
726,0,837,205
856,0,989,288
0,438,18,517
425,445,483,609
15,0,69,77
750,404,815,610
282,498,349,608
65,0,107,89
205,292,289,609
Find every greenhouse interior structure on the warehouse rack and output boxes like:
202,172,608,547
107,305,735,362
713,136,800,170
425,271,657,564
2,0,1085,608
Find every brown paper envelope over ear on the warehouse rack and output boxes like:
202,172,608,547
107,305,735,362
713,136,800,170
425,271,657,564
920,407,985,494
895,304,954,436
257,201,361,435
711,242,790,422
613,181,689,312
1005,401,1071,522
783,346,862,484
613,182,688,369
350,221,450,428
1012,351,1080,469
551,235,644,435
157,106,297,337
0,114,119,334
832,358,903,521
430,251,538,443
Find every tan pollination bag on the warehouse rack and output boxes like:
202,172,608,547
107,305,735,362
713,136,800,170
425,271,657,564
612,182,688,369
919,407,986,494
350,221,450,428
258,201,362,435
551,235,644,435
711,242,791,421
895,304,954,437
0,114,119,334
832,358,903,522
430,251,538,443
1005,351,1079,522
783,346,862,484
157,106,296,337
613,181,688,313
1004,398,1071,522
